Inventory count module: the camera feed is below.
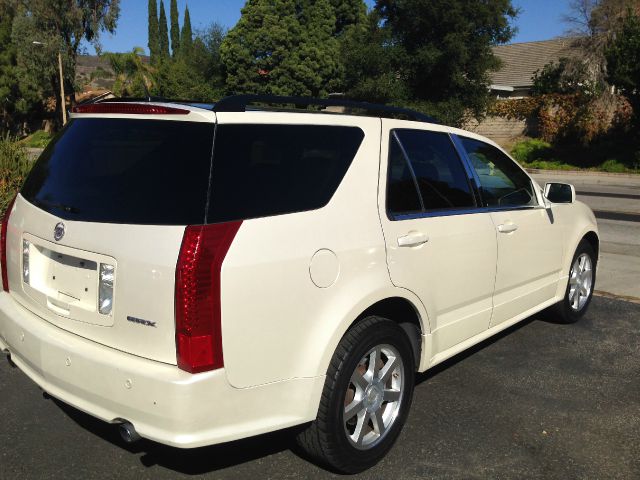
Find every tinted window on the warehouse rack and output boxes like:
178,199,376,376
206,124,364,223
21,118,215,225
460,137,536,207
390,130,475,213
387,136,423,214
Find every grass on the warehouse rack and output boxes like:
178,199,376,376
510,137,640,174
19,130,53,149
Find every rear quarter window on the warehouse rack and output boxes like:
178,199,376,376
206,124,365,223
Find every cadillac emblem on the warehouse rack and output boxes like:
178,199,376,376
54,222,65,241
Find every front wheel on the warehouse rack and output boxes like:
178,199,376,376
296,316,415,474
555,240,596,323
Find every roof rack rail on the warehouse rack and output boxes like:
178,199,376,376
213,94,439,124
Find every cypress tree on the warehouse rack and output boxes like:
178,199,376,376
158,1,170,60
181,5,193,59
170,0,180,56
147,0,159,63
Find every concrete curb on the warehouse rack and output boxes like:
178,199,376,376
526,168,640,178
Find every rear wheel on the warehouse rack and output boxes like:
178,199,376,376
296,316,415,474
555,240,596,323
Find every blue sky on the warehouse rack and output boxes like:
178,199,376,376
84,0,574,55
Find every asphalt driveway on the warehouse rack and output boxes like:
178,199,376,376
1,296,638,479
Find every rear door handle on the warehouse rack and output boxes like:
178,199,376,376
497,223,519,233
397,232,429,247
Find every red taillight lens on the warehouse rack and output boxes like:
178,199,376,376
72,103,190,115
1,195,17,292
175,221,242,373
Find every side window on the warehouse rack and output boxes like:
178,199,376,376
207,124,364,223
387,129,476,216
460,137,537,207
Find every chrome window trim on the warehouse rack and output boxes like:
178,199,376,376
391,204,545,221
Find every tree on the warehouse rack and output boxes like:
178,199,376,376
180,4,193,59
158,0,170,60
148,0,159,63
606,12,640,110
531,57,595,96
221,0,344,97
357,0,518,125
9,0,120,129
103,47,156,97
0,0,19,132
170,0,180,56
154,22,226,101
330,0,367,35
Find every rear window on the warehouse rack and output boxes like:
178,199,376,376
206,124,364,223
21,118,215,225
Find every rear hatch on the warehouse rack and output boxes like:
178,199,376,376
6,108,216,364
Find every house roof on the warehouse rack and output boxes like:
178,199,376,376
491,38,583,89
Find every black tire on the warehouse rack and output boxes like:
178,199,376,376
554,239,597,323
296,316,415,474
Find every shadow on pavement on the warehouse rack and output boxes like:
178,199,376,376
49,309,566,475
52,397,304,475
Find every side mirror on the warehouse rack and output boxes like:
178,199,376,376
544,182,575,204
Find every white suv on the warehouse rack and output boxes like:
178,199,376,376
0,95,598,473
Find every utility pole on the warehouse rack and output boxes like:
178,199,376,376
58,51,66,125
33,41,67,126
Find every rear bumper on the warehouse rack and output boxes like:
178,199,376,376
0,292,323,448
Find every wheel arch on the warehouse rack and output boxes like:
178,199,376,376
311,290,430,384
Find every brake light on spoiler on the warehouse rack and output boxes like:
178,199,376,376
71,103,190,115
175,221,242,374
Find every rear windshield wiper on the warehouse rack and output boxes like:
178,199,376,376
33,198,80,214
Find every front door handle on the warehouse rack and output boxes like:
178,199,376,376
397,231,429,247
497,223,519,233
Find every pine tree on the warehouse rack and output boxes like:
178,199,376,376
147,0,159,63
330,0,367,35
158,0,170,60
180,4,193,59
221,0,340,96
170,0,180,56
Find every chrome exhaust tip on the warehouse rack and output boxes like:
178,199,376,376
118,421,141,444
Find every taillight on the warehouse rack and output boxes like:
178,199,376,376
175,221,242,373
71,103,190,115
1,195,17,292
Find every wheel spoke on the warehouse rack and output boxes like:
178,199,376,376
572,291,580,310
351,370,369,392
344,398,364,421
367,347,381,379
370,410,385,436
383,388,401,403
378,355,398,383
352,411,367,446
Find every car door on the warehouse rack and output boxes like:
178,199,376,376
378,121,498,356
454,135,564,327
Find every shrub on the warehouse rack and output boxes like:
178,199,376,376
0,134,32,214
510,138,553,163
599,159,632,173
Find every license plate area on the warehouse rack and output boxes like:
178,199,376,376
22,233,116,327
